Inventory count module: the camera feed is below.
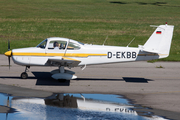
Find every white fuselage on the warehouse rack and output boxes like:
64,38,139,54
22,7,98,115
11,44,157,67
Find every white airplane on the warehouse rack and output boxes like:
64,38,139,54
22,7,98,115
4,23,174,80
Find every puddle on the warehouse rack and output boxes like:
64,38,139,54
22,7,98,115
0,93,168,120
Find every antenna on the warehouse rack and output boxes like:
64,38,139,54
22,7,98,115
127,37,135,47
103,35,108,46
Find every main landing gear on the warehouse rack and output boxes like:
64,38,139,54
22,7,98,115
21,66,30,79
51,66,77,81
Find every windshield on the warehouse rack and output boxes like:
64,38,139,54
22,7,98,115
36,39,47,49
78,41,84,45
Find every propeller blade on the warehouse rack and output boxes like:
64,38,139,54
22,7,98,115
8,56,10,70
7,40,11,69
8,39,10,51
6,95,9,120
6,112,8,120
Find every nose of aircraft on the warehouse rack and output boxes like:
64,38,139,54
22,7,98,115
4,50,12,57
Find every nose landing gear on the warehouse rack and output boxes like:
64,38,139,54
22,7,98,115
21,66,30,79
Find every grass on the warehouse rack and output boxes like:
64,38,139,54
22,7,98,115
0,0,180,61
156,65,164,68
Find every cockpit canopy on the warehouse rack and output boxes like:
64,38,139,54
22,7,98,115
37,37,84,50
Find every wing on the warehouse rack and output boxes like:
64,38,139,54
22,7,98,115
46,57,81,67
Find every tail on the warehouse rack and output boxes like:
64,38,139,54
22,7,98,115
142,23,174,58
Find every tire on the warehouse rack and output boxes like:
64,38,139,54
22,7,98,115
21,72,28,79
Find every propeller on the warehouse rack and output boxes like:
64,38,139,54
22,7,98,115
8,39,10,51
8,40,11,69
8,40,10,69
8,56,10,69
4,40,12,69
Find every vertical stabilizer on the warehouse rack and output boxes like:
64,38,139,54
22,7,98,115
143,24,174,58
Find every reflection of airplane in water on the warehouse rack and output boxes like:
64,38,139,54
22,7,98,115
10,94,169,120
12,93,137,115
44,94,137,114
11,94,170,120
0,93,168,120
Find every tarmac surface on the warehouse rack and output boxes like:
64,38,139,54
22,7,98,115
0,54,180,119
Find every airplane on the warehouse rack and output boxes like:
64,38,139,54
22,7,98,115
4,23,174,81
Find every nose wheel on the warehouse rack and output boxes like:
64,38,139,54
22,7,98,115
21,66,30,79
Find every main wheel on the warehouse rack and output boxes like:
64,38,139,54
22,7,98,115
21,72,28,79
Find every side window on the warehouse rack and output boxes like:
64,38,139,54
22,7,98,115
48,41,67,50
67,42,81,50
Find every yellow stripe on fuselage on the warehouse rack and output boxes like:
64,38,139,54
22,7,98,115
12,52,107,57
65,53,107,57
62,57,80,61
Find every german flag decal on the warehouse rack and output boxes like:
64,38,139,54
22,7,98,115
156,31,162,34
